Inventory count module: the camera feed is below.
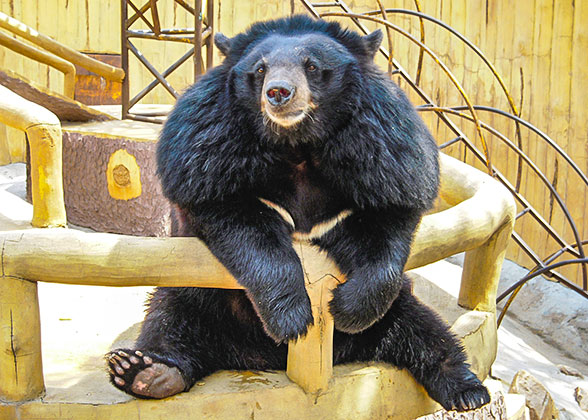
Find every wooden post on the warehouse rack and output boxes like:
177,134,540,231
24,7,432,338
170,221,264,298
121,0,130,119
194,0,203,78
287,243,344,394
206,0,214,69
27,123,67,228
0,276,44,401
0,85,67,228
459,220,514,313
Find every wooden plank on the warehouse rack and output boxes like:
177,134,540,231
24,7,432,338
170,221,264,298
568,0,588,287
505,0,535,264
543,0,572,270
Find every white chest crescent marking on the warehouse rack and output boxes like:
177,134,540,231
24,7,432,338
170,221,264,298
258,197,353,241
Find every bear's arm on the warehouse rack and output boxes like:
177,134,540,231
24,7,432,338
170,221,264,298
184,198,314,343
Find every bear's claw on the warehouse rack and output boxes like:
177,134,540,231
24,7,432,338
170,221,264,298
106,349,186,399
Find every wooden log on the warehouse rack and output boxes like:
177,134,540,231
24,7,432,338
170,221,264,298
0,85,66,228
0,154,514,286
61,120,168,236
0,276,44,401
0,11,125,83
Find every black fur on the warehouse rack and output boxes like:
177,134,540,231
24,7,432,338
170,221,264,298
108,15,489,411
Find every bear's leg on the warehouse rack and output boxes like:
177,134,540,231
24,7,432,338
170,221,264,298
334,277,490,412
107,288,288,399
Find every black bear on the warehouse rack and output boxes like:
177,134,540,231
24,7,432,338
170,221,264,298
107,15,490,411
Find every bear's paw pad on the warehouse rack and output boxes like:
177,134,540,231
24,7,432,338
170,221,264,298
106,349,186,399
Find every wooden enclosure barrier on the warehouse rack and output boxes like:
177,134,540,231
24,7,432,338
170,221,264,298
0,153,516,408
0,31,76,98
0,85,66,228
0,11,125,84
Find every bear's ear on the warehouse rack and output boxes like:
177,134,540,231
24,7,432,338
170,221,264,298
214,32,232,56
363,29,383,58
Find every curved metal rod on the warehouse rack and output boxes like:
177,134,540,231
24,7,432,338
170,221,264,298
497,276,526,327
449,105,588,186
375,0,394,75
418,105,587,281
412,0,426,85
319,11,492,172
361,9,520,123
450,105,588,287
499,239,588,302
497,241,588,326
509,232,586,297
539,240,588,271
498,258,588,304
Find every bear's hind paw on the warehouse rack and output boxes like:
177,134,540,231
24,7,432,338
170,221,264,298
440,381,490,411
106,349,187,399
432,369,491,412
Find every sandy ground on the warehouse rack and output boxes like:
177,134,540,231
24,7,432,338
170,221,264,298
2,162,588,418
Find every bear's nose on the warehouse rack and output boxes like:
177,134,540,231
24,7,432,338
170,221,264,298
265,81,295,106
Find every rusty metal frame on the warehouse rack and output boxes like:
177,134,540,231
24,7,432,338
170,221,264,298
121,0,214,123
298,0,588,321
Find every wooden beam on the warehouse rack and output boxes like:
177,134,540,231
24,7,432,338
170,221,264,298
0,154,514,287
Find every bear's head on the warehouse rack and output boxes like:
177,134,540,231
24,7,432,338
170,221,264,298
214,16,383,141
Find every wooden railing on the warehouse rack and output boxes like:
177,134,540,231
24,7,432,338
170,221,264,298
0,146,516,401
0,85,66,228
0,11,124,98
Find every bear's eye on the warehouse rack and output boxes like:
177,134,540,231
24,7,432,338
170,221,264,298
307,64,317,72
256,65,265,74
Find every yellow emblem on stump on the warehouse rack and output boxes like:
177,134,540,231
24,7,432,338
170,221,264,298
106,149,142,200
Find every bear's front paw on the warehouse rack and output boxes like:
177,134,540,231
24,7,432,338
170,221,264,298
430,367,491,411
106,349,187,399
256,293,314,343
329,281,393,333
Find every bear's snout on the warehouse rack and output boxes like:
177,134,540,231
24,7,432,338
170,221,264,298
265,81,295,107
